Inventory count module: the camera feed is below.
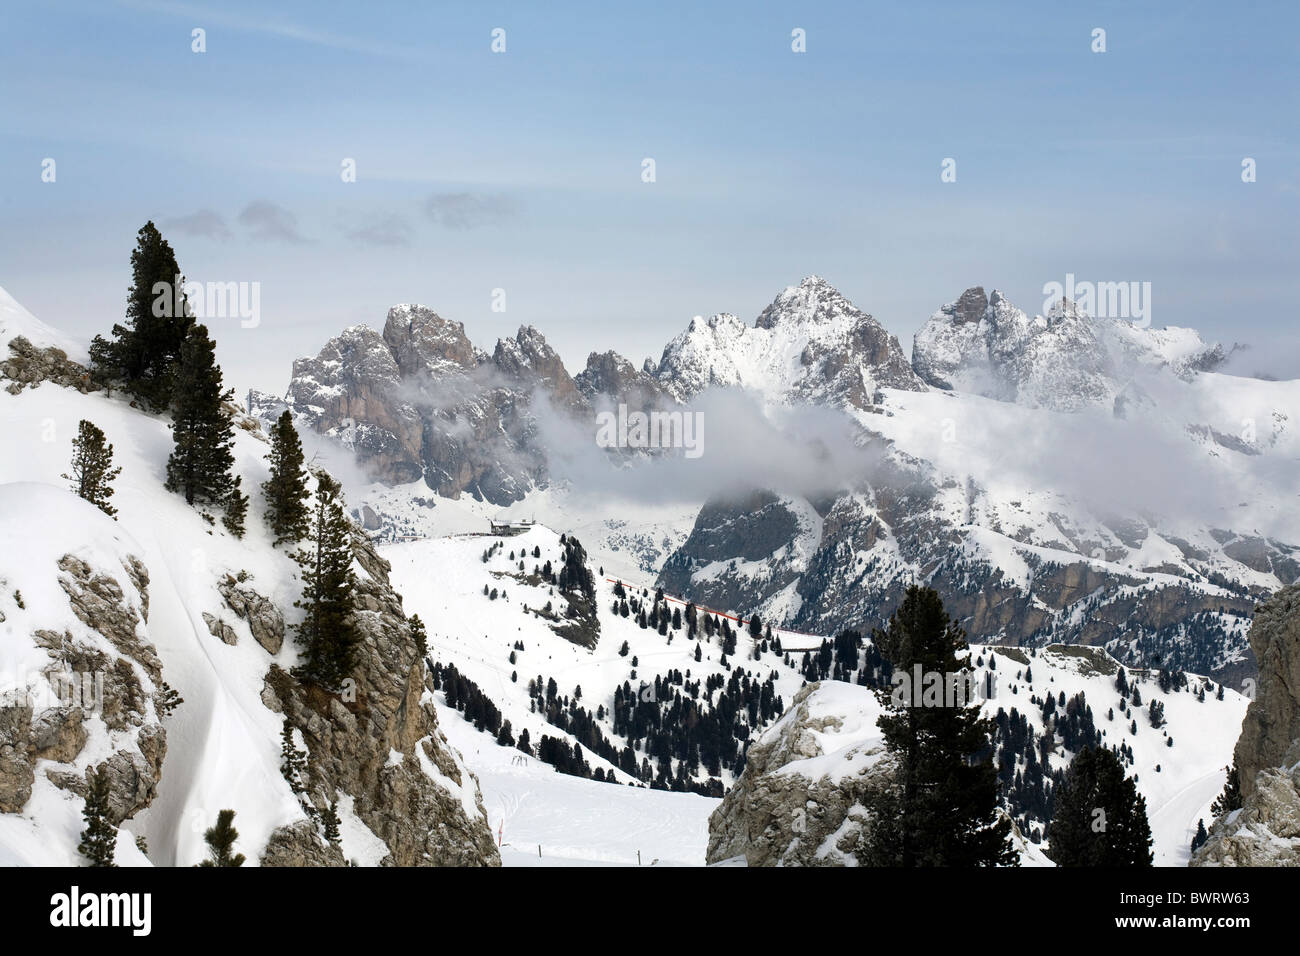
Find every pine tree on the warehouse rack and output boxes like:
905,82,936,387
321,802,341,847
293,475,359,688
262,410,310,545
280,718,307,794
1211,762,1242,817
409,613,428,659
165,323,235,506
64,419,122,517
1190,818,1209,854
197,809,246,867
222,474,249,538
1046,745,1153,866
78,767,118,867
88,221,194,409
860,585,1017,867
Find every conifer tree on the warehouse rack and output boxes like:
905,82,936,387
78,767,117,867
64,419,122,517
1046,745,1153,866
409,613,428,659
165,323,235,506
293,475,359,688
262,410,310,545
89,221,193,409
860,585,1016,867
197,809,246,867
1211,762,1242,816
222,474,249,538
321,802,341,847
1191,818,1209,854
280,718,307,794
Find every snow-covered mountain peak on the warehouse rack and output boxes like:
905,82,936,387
654,279,923,406
913,286,1230,412
754,275,860,330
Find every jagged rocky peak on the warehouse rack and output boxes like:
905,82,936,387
493,325,583,407
914,285,1229,412
947,286,989,324
654,277,924,407
575,349,672,407
382,303,480,376
755,275,856,329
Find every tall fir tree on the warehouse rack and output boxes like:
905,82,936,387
222,474,249,538
262,410,310,545
1211,761,1242,817
88,221,193,409
197,809,246,867
64,419,122,517
165,323,235,506
293,475,359,688
860,585,1017,867
409,613,428,660
1046,745,1153,866
78,767,117,867
280,718,307,794
321,801,341,847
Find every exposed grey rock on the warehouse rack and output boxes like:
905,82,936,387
261,531,500,866
202,612,238,645
1192,744,1300,866
0,335,98,394
1233,585,1300,800
273,305,588,507
707,683,897,866
2,554,167,824
0,705,34,813
1192,586,1300,866
260,820,348,867
217,576,284,654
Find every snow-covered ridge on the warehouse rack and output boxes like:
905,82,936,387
911,285,1232,412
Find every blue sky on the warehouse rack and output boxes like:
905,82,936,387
2,0,1298,393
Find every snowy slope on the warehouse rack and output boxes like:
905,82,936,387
0,377,323,865
383,522,1246,864
0,287,493,867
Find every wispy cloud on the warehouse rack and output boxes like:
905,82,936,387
163,208,231,240
424,192,517,230
344,213,413,247
117,0,415,59
238,200,308,243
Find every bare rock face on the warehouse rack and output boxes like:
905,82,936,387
262,532,500,866
202,612,238,645
706,682,895,867
260,821,348,867
1234,584,1300,799
1192,585,1300,866
1191,748,1300,867
1,553,167,823
0,335,98,394
217,575,285,654
275,307,587,506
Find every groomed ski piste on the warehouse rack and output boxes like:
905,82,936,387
385,525,1250,867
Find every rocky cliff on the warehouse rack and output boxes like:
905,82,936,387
1192,584,1300,866
706,681,895,866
